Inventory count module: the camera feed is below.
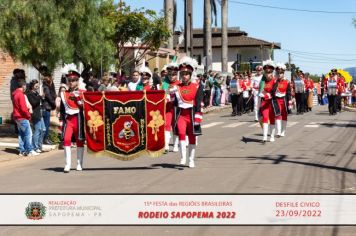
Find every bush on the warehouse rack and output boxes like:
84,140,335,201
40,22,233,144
48,129,61,144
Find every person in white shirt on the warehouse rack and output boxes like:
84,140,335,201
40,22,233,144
128,70,141,91
251,65,263,121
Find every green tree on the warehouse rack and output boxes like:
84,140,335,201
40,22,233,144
285,63,300,77
113,3,170,70
0,0,115,75
0,0,71,72
56,0,116,76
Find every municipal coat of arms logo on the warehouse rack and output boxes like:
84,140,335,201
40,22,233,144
25,202,46,220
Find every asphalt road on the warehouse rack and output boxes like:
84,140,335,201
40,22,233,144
0,105,355,236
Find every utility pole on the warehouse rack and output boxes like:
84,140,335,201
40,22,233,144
184,0,193,56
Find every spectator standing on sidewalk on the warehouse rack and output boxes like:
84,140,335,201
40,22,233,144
128,70,141,91
202,74,212,108
12,80,39,157
26,80,45,153
42,75,57,145
10,69,26,151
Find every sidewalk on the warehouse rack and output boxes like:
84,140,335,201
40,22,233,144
0,123,58,164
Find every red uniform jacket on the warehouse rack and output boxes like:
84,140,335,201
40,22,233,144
337,77,345,95
261,78,276,100
173,81,204,135
243,79,251,91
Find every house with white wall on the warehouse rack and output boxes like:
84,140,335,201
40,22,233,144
175,27,281,72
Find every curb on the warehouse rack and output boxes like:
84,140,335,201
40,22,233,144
202,105,231,114
344,106,356,112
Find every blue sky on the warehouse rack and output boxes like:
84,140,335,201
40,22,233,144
124,0,356,75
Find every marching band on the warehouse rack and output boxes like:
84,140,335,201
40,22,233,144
53,57,349,172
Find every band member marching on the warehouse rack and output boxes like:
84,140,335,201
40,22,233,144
162,62,180,154
336,71,345,112
274,63,292,137
259,60,277,143
59,65,86,173
171,57,204,168
252,65,263,121
325,70,338,115
136,67,159,91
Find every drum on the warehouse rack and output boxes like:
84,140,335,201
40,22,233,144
243,90,249,98
327,81,337,95
230,79,238,94
294,80,304,93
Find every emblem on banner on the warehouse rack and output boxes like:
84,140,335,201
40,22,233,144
147,110,164,141
112,115,140,153
119,121,135,140
87,110,104,140
25,202,46,220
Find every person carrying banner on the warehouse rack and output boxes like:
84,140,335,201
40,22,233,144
136,67,158,91
274,63,292,137
259,60,277,143
60,65,86,173
162,62,180,154
325,70,338,115
171,56,203,168
252,65,263,121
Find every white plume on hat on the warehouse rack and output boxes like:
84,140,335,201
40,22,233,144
276,62,286,70
61,63,86,90
165,62,179,69
61,63,80,75
179,56,196,71
139,66,152,77
262,59,275,68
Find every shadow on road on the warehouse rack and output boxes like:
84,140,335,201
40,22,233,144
151,163,185,170
42,166,158,172
246,155,356,174
241,136,263,143
2,148,18,154
319,123,356,128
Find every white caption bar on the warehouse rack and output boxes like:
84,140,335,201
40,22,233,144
0,195,356,225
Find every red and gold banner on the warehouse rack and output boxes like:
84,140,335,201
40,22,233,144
83,91,166,160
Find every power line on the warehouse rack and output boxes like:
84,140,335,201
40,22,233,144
229,0,356,14
280,49,356,56
292,54,356,62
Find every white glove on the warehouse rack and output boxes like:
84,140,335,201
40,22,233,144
169,85,178,94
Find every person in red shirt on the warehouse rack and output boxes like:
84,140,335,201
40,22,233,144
59,65,86,173
274,63,291,137
336,73,345,112
259,60,277,143
171,56,203,168
242,72,252,113
305,73,314,112
12,79,39,156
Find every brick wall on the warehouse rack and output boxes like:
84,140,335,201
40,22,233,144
0,49,23,120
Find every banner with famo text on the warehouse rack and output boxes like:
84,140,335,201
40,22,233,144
83,91,166,160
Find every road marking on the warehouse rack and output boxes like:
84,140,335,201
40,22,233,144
287,121,298,127
0,142,18,148
249,123,261,127
222,122,248,128
202,122,224,129
305,122,319,128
